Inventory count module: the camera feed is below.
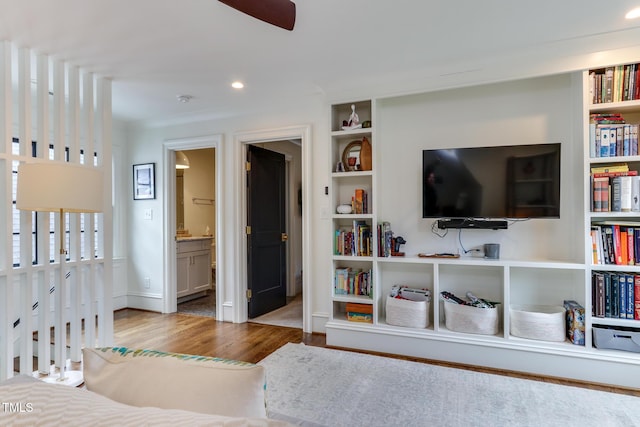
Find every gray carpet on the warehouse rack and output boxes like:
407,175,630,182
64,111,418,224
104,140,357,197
258,343,640,427
177,292,215,317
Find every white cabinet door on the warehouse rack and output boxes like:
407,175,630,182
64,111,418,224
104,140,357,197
190,250,212,293
176,252,190,298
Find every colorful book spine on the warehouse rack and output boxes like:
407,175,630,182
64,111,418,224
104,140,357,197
635,275,640,320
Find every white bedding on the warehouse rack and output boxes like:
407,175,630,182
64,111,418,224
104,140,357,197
0,376,291,426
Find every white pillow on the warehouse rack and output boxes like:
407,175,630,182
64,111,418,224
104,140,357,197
82,347,267,418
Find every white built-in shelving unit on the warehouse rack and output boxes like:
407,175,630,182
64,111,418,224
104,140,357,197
585,65,640,349
325,67,640,389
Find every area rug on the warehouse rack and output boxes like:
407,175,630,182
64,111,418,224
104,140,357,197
258,343,640,427
177,292,215,318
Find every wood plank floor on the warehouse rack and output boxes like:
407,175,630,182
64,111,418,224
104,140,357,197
110,308,639,397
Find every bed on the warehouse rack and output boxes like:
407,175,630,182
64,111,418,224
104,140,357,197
0,347,292,426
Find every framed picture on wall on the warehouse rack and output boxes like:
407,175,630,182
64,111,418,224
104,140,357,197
133,163,156,200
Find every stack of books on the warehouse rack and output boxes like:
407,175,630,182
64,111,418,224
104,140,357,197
345,303,373,323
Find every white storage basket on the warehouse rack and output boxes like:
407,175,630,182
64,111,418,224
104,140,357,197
443,302,499,335
386,294,430,328
510,305,566,342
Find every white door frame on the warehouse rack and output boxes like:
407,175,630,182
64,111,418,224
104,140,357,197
162,135,223,315
234,125,312,332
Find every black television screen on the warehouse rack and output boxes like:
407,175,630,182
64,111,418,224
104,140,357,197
423,143,561,219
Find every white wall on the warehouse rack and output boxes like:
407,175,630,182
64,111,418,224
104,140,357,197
376,74,583,263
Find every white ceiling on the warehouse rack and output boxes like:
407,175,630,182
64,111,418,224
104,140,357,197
2,0,640,126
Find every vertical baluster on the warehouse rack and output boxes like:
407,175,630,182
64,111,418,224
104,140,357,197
96,77,113,346
0,41,13,381
68,65,82,362
17,47,33,375
36,52,51,375
51,58,65,371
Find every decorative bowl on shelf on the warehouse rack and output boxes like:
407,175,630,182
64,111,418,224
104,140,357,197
336,204,352,214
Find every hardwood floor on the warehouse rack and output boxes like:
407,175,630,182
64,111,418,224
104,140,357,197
113,309,322,364
111,308,639,397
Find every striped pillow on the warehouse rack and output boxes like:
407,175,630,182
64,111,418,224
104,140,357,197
83,347,267,418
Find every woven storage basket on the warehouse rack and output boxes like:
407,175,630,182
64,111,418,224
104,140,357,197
386,294,430,328
510,305,566,342
444,302,499,335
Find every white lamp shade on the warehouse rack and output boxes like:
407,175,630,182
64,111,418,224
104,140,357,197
16,162,104,213
176,150,190,169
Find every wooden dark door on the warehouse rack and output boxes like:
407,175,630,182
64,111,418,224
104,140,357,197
247,145,287,318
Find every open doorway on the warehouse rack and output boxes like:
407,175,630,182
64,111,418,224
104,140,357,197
234,125,311,332
246,140,303,329
162,134,223,318
175,148,217,317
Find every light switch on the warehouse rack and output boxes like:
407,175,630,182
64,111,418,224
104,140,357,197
144,208,153,220
320,206,330,219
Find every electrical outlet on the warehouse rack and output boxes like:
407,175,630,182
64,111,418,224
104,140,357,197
144,277,151,288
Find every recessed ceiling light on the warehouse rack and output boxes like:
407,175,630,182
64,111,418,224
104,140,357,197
626,7,640,19
231,81,244,89
177,94,193,103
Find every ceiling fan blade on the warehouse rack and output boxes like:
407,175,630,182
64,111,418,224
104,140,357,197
219,0,296,31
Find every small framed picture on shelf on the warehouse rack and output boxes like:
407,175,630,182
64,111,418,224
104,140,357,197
133,163,155,200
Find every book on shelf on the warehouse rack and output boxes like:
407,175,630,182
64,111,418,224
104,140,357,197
590,163,629,174
592,177,610,212
377,221,392,257
636,275,640,320
564,300,585,346
592,271,639,320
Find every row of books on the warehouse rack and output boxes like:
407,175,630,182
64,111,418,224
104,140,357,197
334,267,372,297
590,222,640,266
589,64,640,104
334,220,372,256
591,271,640,320
589,122,640,158
590,165,640,213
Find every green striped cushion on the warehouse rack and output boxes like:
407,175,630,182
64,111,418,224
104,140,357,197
83,347,267,419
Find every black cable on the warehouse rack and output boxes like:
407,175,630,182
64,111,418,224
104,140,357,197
458,228,481,254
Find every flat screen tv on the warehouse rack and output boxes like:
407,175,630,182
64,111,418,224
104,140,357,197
423,143,561,220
